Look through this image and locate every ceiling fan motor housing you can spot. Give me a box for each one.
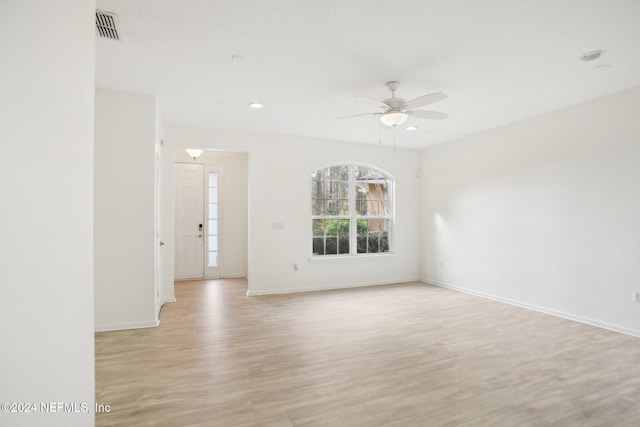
[384,81,406,111]
[383,98,406,111]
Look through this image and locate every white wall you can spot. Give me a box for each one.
[421,87,640,336]
[174,150,249,278]
[95,89,158,331]
[0,1,96,426]
[164,126,422,296]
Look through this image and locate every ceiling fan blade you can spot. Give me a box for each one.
[356,96,388,109]
[336,112,381,119]
[404,92,447,109]
[408,110,448,120]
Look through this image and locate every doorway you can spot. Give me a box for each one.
[172,150,248,282]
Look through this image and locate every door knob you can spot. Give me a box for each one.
[159,241,165,246]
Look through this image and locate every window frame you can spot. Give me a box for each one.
[311,162,394,257]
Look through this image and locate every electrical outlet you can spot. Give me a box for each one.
[633,291,640,304]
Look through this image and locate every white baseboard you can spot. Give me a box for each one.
[164,295,176,303]
[421,278,640,338]
[222,274,247,279]
[246,277,420,296]
[95,319,160,333]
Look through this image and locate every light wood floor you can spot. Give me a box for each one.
[96,279,640,426]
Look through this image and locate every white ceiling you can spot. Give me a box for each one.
[95,0,640,149]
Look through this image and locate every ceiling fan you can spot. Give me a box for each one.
[339,81,448,127]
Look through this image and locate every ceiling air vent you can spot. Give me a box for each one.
[96,10,119,40]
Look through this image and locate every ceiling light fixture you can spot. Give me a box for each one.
[406,125,417,131]
[580,50,605,62]
[380,111,408,127]
[249,102,263,109]
[185,148,204,160]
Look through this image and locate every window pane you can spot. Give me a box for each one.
[312,237,325,255]
[338,236,349,254]
[208,251,218,267]
[209,203,217,219]
[208,236,218,251]
[378,200,389,216]
[337,182,349,199]
[369,218,388,233]
[330,165,349,181]
[311,168,349,217]
[311,181,322,199]
[380,233,389,253]
[355,180,389,216]
[354,165,383,180]
[311,219,349,256]
[312,219,325,236]
[325,237,337,255]
[208,173,218,187]
[311,168,328,215]
[311,199,324,216]
[208,188,218,203]
[368,233,380,253]
[326,199,338,215]
[338,199,349,215]
[357,219,368,236]
[324,219,349,236]
[337,219,350,236]
[357,219,390,254]
[354,167,390,215]
[208,219,218,233]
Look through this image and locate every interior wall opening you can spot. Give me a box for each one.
[172,148,249,284]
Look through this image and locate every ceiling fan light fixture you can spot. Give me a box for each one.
[185,148,204,159]
[380,112,408,127]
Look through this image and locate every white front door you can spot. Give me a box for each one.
[174,163,204,280]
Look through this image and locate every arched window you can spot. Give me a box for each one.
[311,163,393,256]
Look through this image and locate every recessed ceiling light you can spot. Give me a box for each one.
[406,125,417,131]
[249,102,263,109]
[580,50,605,62]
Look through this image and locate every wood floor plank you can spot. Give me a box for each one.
[96,279,640,426]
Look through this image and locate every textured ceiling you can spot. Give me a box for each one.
[95,0,640,149]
